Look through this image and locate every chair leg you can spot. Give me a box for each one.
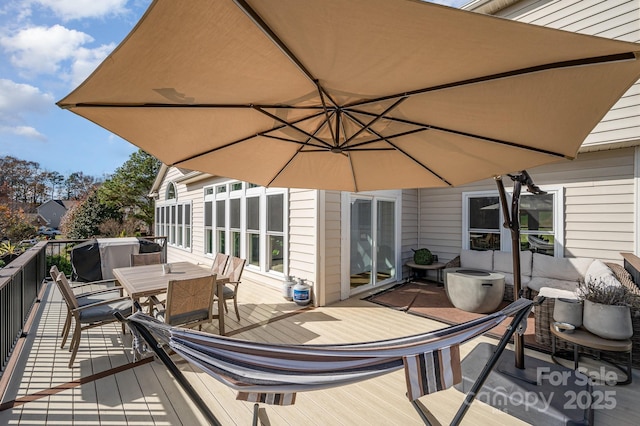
[61,312,71,338]
[61,317,75,349]
[233,298,240,321]
[223,301,228,314]
[68,326,82,368]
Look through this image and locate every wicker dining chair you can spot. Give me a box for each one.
[152,275,217,330]
[211,253,230,276]
[131,252,163,266]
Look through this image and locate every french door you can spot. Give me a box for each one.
[343,192,399,296]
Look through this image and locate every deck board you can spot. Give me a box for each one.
[2,277,640,425]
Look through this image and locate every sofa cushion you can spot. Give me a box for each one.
[501,273,531,287]
[527,277,581,293]
[460,249,493,271]
[531,253,593,282]
[493,250,533,277]
[538,286,579,300]
[584,259,621,288]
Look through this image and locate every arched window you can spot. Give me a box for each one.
[166,182,177,200]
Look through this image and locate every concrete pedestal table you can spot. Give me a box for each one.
[444,268,505,313]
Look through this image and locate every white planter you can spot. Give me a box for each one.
[582,300,633,340]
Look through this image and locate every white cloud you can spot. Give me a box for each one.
[0,24,115,83]
[34,0,129,21]
[0,124,47,140]
[1,24,93,75]
[0,79,53,140]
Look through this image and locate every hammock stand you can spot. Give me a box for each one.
[115,297,535,425]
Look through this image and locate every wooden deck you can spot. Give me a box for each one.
[1,278,639,425]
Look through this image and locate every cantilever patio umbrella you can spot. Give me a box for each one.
[57,0,640,193]
[58,0,640,374]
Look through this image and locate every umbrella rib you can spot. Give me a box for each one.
[253,106,333,149]
[350,109,568,159]
[342,97,407,148]
[341,111,451,185]
[232,0,336,108]
[266,113,337,187]
[173,110,329,165]
[343,52,639,109]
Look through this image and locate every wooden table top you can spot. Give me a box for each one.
[550,324,632,352]
[113,261,221,299]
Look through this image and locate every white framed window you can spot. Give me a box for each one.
[203,181,287,276]
[155,181,192,250]
[462,186,564,256]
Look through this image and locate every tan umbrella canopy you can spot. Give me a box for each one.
[58,0,640,192]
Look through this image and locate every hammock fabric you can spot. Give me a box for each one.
[127,298,533,406]
[128,299,532,405]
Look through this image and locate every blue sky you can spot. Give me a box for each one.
[0,0,468,179]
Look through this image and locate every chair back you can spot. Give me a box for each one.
[211,253,230,276]
[50,265,61,281]
[54,271,80,310]
[131,252,163,266]
[226,257,246,283]
[164,275,216,327]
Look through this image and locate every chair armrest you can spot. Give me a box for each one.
[70,279,117,290]
[77,287,125,297]
[71,296,130,313]
[148,295,165,310]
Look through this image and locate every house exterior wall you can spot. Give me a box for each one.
[491,0,640,149]
[36,201,67,228]
[156,168,320,298]
[418,148,637,264]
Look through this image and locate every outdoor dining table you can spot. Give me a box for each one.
[112,261,228,335]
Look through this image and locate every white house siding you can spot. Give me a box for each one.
[401,189,419,279]
[321,191,343,305]
[287,188,318,297]
[495,0,640,149]
[418,148,636,264]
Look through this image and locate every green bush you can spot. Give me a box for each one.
[47,255,73,277]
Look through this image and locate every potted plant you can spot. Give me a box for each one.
[578,278,637,340]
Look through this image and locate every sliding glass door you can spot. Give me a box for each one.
[347,193,398,294]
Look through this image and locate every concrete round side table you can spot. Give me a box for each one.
[444,268,505,313]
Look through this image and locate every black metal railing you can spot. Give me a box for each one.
[0,241,47,375]
[0,236,167,377]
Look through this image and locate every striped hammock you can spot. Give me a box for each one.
[127,298,533,405]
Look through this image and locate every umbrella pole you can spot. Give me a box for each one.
[495,176,524,368]
[495,171,547,369]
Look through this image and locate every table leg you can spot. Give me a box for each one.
[217,281,225,336]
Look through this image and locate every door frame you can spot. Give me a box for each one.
[340,190,401,299]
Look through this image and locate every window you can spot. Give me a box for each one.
[247,197,260,267]
[203,181,287,275]
[216,199,226,252]
[230,198,241,257]
[467,195,501,251]
[154,203,192,250]
[166,182,177,200]
[462,188,563,256]
[267,193,284,273]
[204,201,213,254]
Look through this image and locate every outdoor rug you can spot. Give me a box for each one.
[365,281,544,351]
